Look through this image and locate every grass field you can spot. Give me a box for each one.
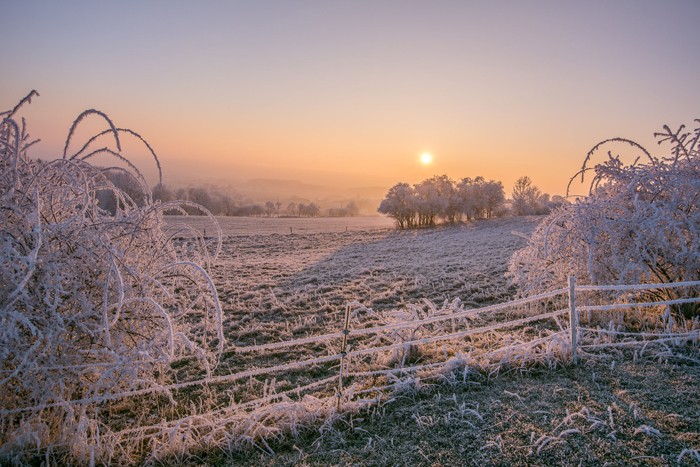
[161,215,700,466]
[224,359,700,466]
[203,215,541,338]
[6,215,696,465]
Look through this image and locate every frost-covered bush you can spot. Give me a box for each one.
[0,92,224,461]
[508,120,700,318]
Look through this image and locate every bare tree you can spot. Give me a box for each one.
[264,201,275,217]
[511,176,542,215]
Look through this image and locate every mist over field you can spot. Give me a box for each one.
[225,178,387,215]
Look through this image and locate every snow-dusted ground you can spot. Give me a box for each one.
[190,216,542,346]
[82,215,700,463]
[160,215,547,420]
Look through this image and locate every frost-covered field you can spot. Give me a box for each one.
[185,216,541,345]
[152,215,556,436]
[158,215,544,420]
[163,215,700,466]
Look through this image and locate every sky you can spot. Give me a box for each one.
[2,0,700,199]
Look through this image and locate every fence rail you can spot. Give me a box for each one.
[3,276,699,456]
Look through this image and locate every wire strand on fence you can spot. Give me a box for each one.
[0,353,342,416]
[348,362,447,378]
[346,309,568,359]
[579,333,699,350]
[577,297,700,313]
[579,328,700,339]
[348,288,568,338]
[576,280,700,292]
[233,330,344,354]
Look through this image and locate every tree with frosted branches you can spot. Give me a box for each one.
[414,175,451,226]
[511,176,544,216]
[378,182,416,228]
[379,175,507,228]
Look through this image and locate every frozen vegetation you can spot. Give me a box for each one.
[0,93,225,463]
[378,174,565,229]
[509,120,700,319]
[2,93,699,465]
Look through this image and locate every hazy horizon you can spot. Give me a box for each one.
[3,1,700,198]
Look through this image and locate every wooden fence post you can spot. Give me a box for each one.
[337,304,351,411]
[568,275,578,365]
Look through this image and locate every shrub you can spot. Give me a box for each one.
[0,91,224,462]
[508,120,700,318]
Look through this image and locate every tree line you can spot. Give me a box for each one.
[378,175,566,229]
[97,172,359,218]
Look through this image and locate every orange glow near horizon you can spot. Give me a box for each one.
[2,2,700,201]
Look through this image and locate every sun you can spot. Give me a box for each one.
[420,152,433,165]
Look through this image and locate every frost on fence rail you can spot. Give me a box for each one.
[577,297,700,313]
[578,326,700,351]
[348,288,568,336]
[574,285,700,338]
[225,288,569,359]
[335,292,574,408]
[0,353,342,416]
[345,310,568,358]
[575,280,700,292]
[570,279,700,356]
[579,334,699,350]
